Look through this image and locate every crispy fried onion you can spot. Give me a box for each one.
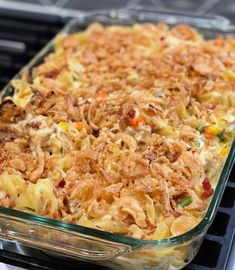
[0,22,233,240]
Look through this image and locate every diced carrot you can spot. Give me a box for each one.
[203,125,220,140]
[130,115,145,128]
[204,130,216,140]
[75,122,86,131]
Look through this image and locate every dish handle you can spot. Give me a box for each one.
[0,212,131,261]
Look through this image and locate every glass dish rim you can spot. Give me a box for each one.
[0,9,235,249]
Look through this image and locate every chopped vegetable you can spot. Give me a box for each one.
[178,197,192,208]
[204,131,215,140]
[202,178,214,199]
[192,140,200,148]
[202,178,211,190]
[197,125,205,134]
[58,121,69,132]
[203,124,223,140]
[203,124,221,140]
[218,146,229,156]
[206,124,220,134]
[202,188,214,199]
[130,115,145,128]
[216,131,224,141]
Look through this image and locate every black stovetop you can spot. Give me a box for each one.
[0,1,235,270]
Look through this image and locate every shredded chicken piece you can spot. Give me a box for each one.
[117,196,147,228]
[29,143,45,182]
[30,133,52,182]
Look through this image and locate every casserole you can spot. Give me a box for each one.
[0,10,235,270]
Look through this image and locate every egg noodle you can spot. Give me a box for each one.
[0,23,234,240]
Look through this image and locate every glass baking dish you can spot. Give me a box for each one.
[0,10,235,270]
